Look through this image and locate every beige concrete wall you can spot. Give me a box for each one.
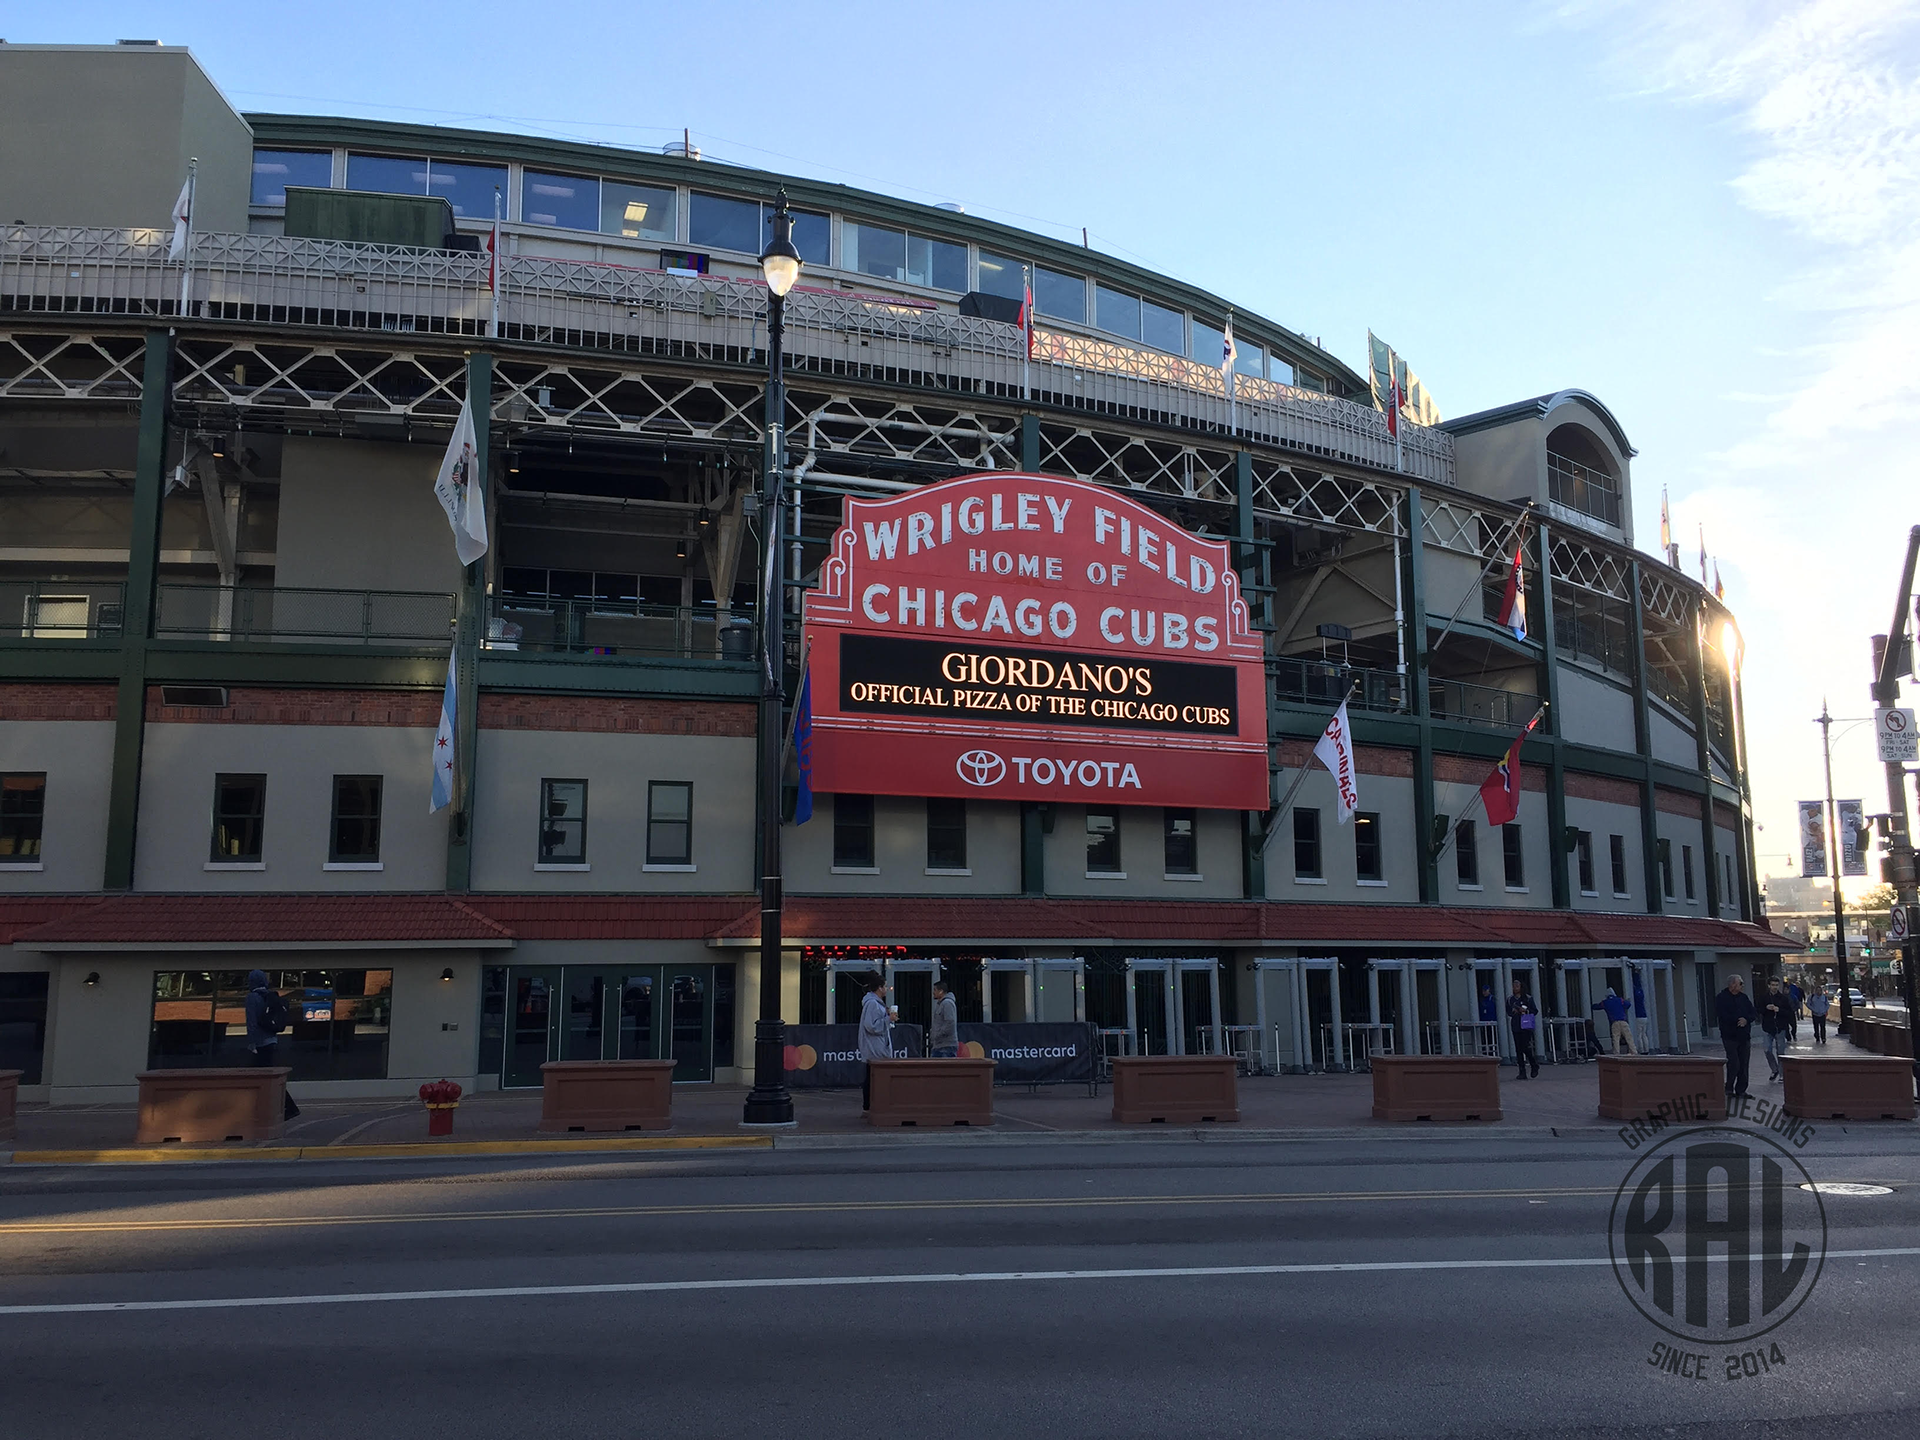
[0,46,251,231]
[1263,773,1417,902]
[1650,702,1698,768]
[385,955,483,1084]
[1436,787,1552,908]
[1556,666,1638,753]
[1048,805,1242,898]
[470,730,755,892]
[1449,416,1543,511]
[1565,797,1645,911]
[786,794,1023,895]
[134,722,449,890]
[275,437,464,596]
[43,958,153,1101]
[0,719,114,892]
[1655,809,1709,911]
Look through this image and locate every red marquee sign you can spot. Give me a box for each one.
[802,472,1268,810]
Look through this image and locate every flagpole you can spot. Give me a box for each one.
[1225,309,1237,438]
[1021,263,1032,404]
[1428,504,1535,658]
[1429,702,1549,865]
[1258,679,1362,855]
[490,187,502,340]
[177,157,197,317]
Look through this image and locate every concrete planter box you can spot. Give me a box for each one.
[1110,1056,1239,1124]
[1782,1056,1917,1121]
[538,1060,677,1132]
[1889,1026,1915,1060]
[1596,1056,1726,1122]
[1371,1056,1502,1122]
[866,1058,995,1126]
[135,1067,290,1144]
[0,1069,19,1143]
[1851,1019,1882,1054]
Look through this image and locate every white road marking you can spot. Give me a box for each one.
[3,1248,1918,1317]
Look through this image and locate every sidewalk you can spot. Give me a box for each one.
[15,1036,1887,1161]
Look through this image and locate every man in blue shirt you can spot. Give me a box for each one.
[1592,989,1636,1055]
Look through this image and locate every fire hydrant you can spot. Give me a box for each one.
[420,1079,462,1136]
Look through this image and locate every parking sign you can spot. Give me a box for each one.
[1877,707,1917,762]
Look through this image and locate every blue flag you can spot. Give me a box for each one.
[793,668,813,825]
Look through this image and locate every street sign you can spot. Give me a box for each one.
[1877,707,1917,762]
[1889,904,1911,945]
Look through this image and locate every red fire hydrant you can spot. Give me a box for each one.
[420,1079,463,1137]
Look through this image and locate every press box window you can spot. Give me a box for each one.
[329,776,382,864]
[927,797,967,870]
[210,774,266,863]
[250,149,331,206]
[602,181,676,242]
[1164,809,1197,875]
[1502,823,1525,888]
[647,782,692,866]
[1576,830,1596,894]
[844,221,967,291]
[834,794,875,869]
[1293,808,1321,879]
[1087,810,1122,873]
[1355,812,1382,882]
[540,779,587,864]
[521,170,599,231]
[1455,820,1478,886]
[1033,265,1085,323]
[0,773,46,863]
[1610,834,1629,895]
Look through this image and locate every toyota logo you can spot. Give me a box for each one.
[955,750,1007,787]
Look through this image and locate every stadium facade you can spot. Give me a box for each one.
[0,43,1788,1102]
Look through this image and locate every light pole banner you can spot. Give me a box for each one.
[1798,801,1827,878]
[802,472,1269,809]
[1838,798,1868,878]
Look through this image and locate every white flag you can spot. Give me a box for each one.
[1222,315,1237,390]
[168,178,192,261]
[430,650,458,814]
[1312,699,1359,823]
[433,396,489,566]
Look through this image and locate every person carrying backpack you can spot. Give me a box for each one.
[244,969,300,1119]
[1807,985,1831,1044]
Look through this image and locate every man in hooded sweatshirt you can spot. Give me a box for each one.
[244,969,300,1119]
[858,974,893,1113]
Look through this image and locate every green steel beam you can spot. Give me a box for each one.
[445,353,489,893]
[1533,522,1571,909]
[1627,559,1662,914]
[1687,598,1721,918]
[1021,803,1045,896]
[102,330,172,892]
[1019,413,1040,472]
[1404,487,1438,903]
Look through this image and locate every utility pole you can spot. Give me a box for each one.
[1869,525,1920,1087]
[1818,702,1852,1036]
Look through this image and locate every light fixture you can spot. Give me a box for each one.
[624,200,649,224]
[440,967,455,983]
[84,971,100,987]
[759,190,803,298]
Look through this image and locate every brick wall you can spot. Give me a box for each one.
[1432,752,1547,791]
[1565,771,1642,807]
[1271,739,1412,778]
[144,687,440,726]
[1655,786,1704,818]
[1,683,116,722]
[479,694,755,737]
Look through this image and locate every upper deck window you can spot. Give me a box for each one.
[844,221,965,291]
[977,250,1023,300]
[346,154,507,218]
[1033,265,1085,323]
[1095,284,1141,342]
[1142,298,1185,356]
[687,193,826,263]
[523,171,600,231]
[251,150,331,207]
[1545,424,1622,528]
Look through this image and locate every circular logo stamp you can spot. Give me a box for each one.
[955,749,1007,787]
[1609,1125,1827,1345]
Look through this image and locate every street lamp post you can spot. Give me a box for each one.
[742,192,803,1127]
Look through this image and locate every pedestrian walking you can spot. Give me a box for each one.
[858,973,892,1112]
[1808,986,1831,1044]
[1760,980,1791,1082]
[929,978,959,1059]
[1785,979,1804,1043]
[1715,974,1757,1097]
[1506,980,1541,1079]
[243,968,300,1120]
[1592,989,1636,1055]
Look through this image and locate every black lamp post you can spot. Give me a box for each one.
[742,192,802,1127]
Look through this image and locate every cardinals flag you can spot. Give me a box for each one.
[1495,536,1526,641]
[1478,708,1543,828]
[1312,699,1359,823]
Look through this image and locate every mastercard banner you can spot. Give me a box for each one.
[802,472,1269,810]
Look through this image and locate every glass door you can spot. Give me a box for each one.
[668,970,713,1082]
[561,969,615,1061]
[505,967,562,1088]
[619,972,658,1059]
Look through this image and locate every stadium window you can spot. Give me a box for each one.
[210,774,266,863]
[601,181,677,242]
[1033,265,1085,323]
[927,797,967,871]
[1610,834,1629,896]
[1576,830,1596,894]
[328,776,383,865]
[0,773,47,864]
[689,192,760,253]
[1724,854,1736,909]
[844,221,908,282]
[1683,844,1696,901]
[1502,823,1525,889]
[1087,810,1122,874]
[344,154,505,219]
[1095,284,1142,341]
[1142,298,1185,355]
[1455,819,1479,887]
[1293,808,1321,880]
[1658,838,1674,899]
[1192,318,1227,368]
[834,794,875,869]
[1270,356,1296,385]
[522,171,599,231]
[647,781,692,866]
[905,233,968,291]
[1355,812,1382,882]
[539,779,587,865]
[1234,340,1265,379]
[250,149,331,206]
[976,250,1025,300]
[767,204,830,266]
[1163,809,1197,876]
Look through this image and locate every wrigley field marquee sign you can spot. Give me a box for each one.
[803,473,1268,809]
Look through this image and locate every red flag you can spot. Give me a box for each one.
[1495,536,1527,641]
[1019,278,1033,358]
[1385,369,1402,438]
[1478,709,1543,828]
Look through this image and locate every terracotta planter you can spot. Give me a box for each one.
[539,1060,677,1132]
[1596,1056,1726,1123]
[1370,1055,1501,1122]
[135,1068,290,1144]
[866,1058,996,1126]
[0,1069,19,1143]
[1110,1056,1239,1124]
[1850,1019,1881,1054]
[1887,1025,1915,1060]
[1781,1056,1917,1121]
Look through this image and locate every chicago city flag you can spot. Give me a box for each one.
[1495,536,1527,641]
[430,650,458,813]
[1312,699,1359,823]
[433,395,490,566]
[1478,708,1544,828]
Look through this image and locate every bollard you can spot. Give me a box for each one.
[420,1078,463,1137]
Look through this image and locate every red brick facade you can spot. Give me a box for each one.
[144,687,441,726]
[478,694,755,737]
[1564,772,1641,807]
[1432,753,1547,792]
[1271,739,1412,778]
[0,683,116,722]
[1655,786,1704,818]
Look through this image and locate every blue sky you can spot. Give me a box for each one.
[18,0,1919,893]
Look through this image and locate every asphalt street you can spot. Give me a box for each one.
[1,1127,1917,1440]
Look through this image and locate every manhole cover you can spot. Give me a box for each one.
[1799,1182,1894,1196]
